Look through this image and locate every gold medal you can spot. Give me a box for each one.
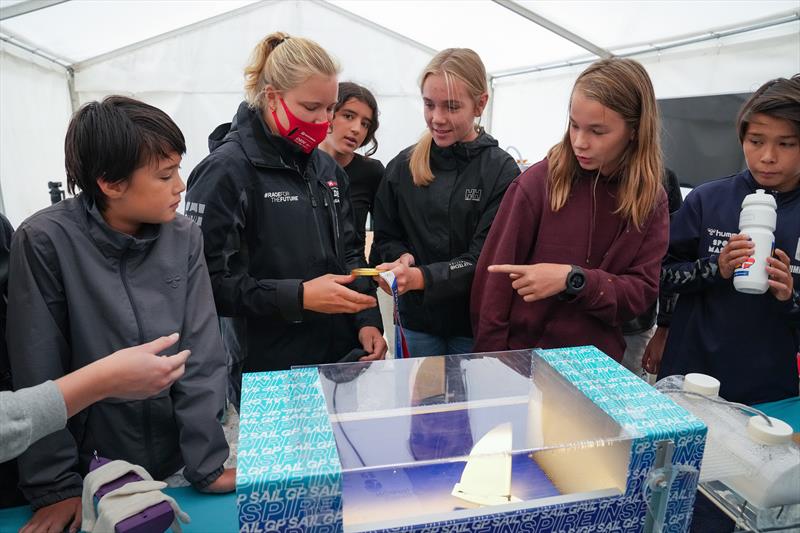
[351,268,385,277]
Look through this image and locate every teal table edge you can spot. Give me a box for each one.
[0,486,237,532]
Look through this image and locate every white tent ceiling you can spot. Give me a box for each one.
[0,0,798,226]
[1,0,797,73]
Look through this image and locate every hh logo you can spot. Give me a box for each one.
[465,189,482,201]
[185,202,205,227]
[165,275,181,289]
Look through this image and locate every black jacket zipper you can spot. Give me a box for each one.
[321,183,342,261]
[301,169,329,267]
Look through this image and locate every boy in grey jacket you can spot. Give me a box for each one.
[7,96,234,532]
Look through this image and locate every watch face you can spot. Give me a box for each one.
[570,272,585,290]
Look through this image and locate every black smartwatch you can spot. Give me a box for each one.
[559,265,586,301]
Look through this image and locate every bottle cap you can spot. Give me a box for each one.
[683,373,721,396]
[741,189,777,209]
[747,416,793,445]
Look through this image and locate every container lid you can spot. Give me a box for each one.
[741,189,777,209]
[747,415,793,445]
[683,373,721,396]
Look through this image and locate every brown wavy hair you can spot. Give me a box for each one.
[335,82,380,157]
[547,58,662,230]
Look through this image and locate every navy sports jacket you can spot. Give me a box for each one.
[658,170,800,404]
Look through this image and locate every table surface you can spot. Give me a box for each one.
[0,487,237,533]
[1,397,796,532]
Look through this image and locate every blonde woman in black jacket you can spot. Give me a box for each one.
[371,48,519,356]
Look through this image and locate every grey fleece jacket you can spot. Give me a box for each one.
[7,196,229,509]
[0,381,66,463]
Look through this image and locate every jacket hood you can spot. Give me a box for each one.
[208,101,310,170]
[429,129,500,170]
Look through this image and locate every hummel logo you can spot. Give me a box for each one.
[165,276,181,289]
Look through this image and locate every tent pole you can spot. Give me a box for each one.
[492,10,799,80]
[66,66,79,113]
[0,32,71,69]
[0,0,68,22]
[491,0,612,59]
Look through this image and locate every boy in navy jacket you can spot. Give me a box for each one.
[654,75,800,405]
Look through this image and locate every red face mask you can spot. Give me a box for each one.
[271,97,329,153]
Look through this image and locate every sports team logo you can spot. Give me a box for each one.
[740,257,755,269]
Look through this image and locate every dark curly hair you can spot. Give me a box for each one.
[334,82,380,157]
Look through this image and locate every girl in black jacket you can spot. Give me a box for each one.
[371,48,519,356]
[320,82,384,260]
[186,32,385,404]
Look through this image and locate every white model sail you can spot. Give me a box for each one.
[452,422,521,506]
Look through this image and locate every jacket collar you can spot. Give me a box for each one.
[213,101,311,172]
[429,129,498,170]
[82,195,160,258]
[741,169,800,206]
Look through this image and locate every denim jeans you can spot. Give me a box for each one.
[403,329,473,357]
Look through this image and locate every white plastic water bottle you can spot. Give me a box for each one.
[733,189,777,294]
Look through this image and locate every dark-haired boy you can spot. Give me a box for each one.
[654,76,800,407]
[7,96,234,532]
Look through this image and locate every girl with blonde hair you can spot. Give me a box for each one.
[371,48,519,356]
[471,58,669,361]
[186,32,385,405]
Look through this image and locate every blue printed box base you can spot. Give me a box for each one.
[237,347,706,532]
[238,369,343,532]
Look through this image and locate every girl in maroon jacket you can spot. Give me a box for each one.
[471,58,669,362]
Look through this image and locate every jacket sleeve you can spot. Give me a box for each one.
[1,213,14,390]
[0,381,67,463]
[655,169,685,327]
[186,154,304,323]
[334,165,382,332]
[660,189,724,295]
[775,289,800,326]
[370,158,414,265]
[7,225,83,509]
[171,225,229,489]
[571,191,670,326]
[471,180,538,352]
[419,157,520,306]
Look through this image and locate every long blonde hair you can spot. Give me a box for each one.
[547,58,662,229]
[244,31,339,110]
[410,48,488,186]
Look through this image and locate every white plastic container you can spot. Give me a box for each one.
[733,189,777,294]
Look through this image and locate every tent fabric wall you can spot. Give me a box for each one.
[1,0,798,226]
[72,0,435,181]
[0,44,73,227]
[490,23,800,166]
